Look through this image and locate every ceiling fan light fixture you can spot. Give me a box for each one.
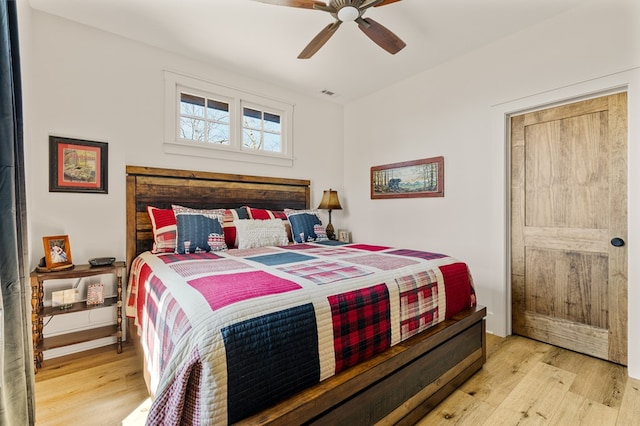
[337,6,359,22]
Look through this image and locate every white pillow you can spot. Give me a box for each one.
[234,219,289,249]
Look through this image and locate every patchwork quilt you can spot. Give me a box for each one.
[126,241,477,425]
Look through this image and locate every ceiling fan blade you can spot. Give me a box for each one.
[360,0,384,9]
[298,21,342,59]
[251,0,324,9]
[357,17,406,54]
[374,0,403,6]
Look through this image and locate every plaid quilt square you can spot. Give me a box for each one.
[302,247,354,257]
[328,284,391,373]
[440,262,474,318]
[343,254,419,270]
[386,248,448,261]
[157,252,223,264]
[396,271,439,340]
[188,271,302,311]
[170,259,249,277]
[278,260,373,285]
[147,347,201,426]
[157,297,192,370]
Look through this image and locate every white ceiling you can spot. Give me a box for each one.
[28,0,584,104]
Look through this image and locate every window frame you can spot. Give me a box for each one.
[164,70,294,166]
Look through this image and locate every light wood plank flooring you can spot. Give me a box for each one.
[35,334,640,425]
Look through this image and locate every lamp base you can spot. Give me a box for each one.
[326,223,336,240]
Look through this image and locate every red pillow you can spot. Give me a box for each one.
[147,206,176,253]
[221,209,244,248]
[246,207,287,220]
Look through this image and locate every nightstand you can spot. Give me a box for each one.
[30,261,125,373]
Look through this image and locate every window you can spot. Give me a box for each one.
[180,94,230,145]
[242,105,282,152]
[165,70,294,166]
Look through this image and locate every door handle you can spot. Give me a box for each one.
[611,237,625,247]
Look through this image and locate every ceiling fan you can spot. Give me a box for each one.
[252,0,406,59]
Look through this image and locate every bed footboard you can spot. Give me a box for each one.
[238,305,486,425]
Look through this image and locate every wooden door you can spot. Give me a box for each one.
[511,92,628,365]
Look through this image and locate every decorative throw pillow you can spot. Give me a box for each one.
[221,207,249,249]
[284,209,323,243]
[147,206,177,253]
[246,206,292,242]
[246,207,288,220]
[234,219,289,249]
[172,205,227,254]
[313,224,328,241]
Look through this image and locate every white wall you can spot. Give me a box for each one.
[343,0,640,376]
[21,11,344,268]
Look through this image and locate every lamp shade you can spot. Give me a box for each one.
[317,189,342,211]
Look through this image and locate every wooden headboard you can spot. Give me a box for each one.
[125,165,311,269]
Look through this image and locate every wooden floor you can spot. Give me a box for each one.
[35,334,640,425]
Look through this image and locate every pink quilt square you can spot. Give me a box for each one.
[188,271,302,311]
[347,244,390,252]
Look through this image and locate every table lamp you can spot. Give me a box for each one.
[317,188,342,240]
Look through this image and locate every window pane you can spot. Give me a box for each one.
[263,114,281,133]
[243,128,262,149]
[180,93,205,117]
[207,99,229,123]
[263,132,282,152]
[264,112,280,123]
[243,107,262,130]
[208,124,230,144]
[180,117,205,141]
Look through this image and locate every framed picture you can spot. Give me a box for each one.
[337,229,351,243]
[371,156,444,199]
[42,235,73,269]
[49,136,108,193]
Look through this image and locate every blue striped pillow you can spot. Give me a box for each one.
[285,210,322,243]
[175,213,226,253]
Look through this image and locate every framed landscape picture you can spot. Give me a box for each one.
[49,136,108,193]
[371,156,444,199]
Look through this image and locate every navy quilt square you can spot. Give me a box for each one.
[222,303,320,423]
[248,251,315,266]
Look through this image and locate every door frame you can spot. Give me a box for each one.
[489,69,640,377]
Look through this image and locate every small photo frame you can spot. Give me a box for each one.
[42,235,73,269]
[337,229,351,243]
[86,283,105,305]
[49,135,108,194]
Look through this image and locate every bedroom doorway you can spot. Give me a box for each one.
[510,92,628,365]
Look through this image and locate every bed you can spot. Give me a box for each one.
[125,165,486,425]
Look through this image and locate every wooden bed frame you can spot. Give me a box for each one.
[125,165,486,425]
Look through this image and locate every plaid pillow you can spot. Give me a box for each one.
[221,207,248,249]
[147,206,177,253]
[246,207,288,220]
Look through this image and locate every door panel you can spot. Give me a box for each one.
[511,92,627,365]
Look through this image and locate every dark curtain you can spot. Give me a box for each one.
[0,1,35,424]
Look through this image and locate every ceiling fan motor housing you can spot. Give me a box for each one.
[331,0,362,22]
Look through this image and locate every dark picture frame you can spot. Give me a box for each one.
[371,156,444,199]
[42,235,73,269]
[49,136,108,193]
